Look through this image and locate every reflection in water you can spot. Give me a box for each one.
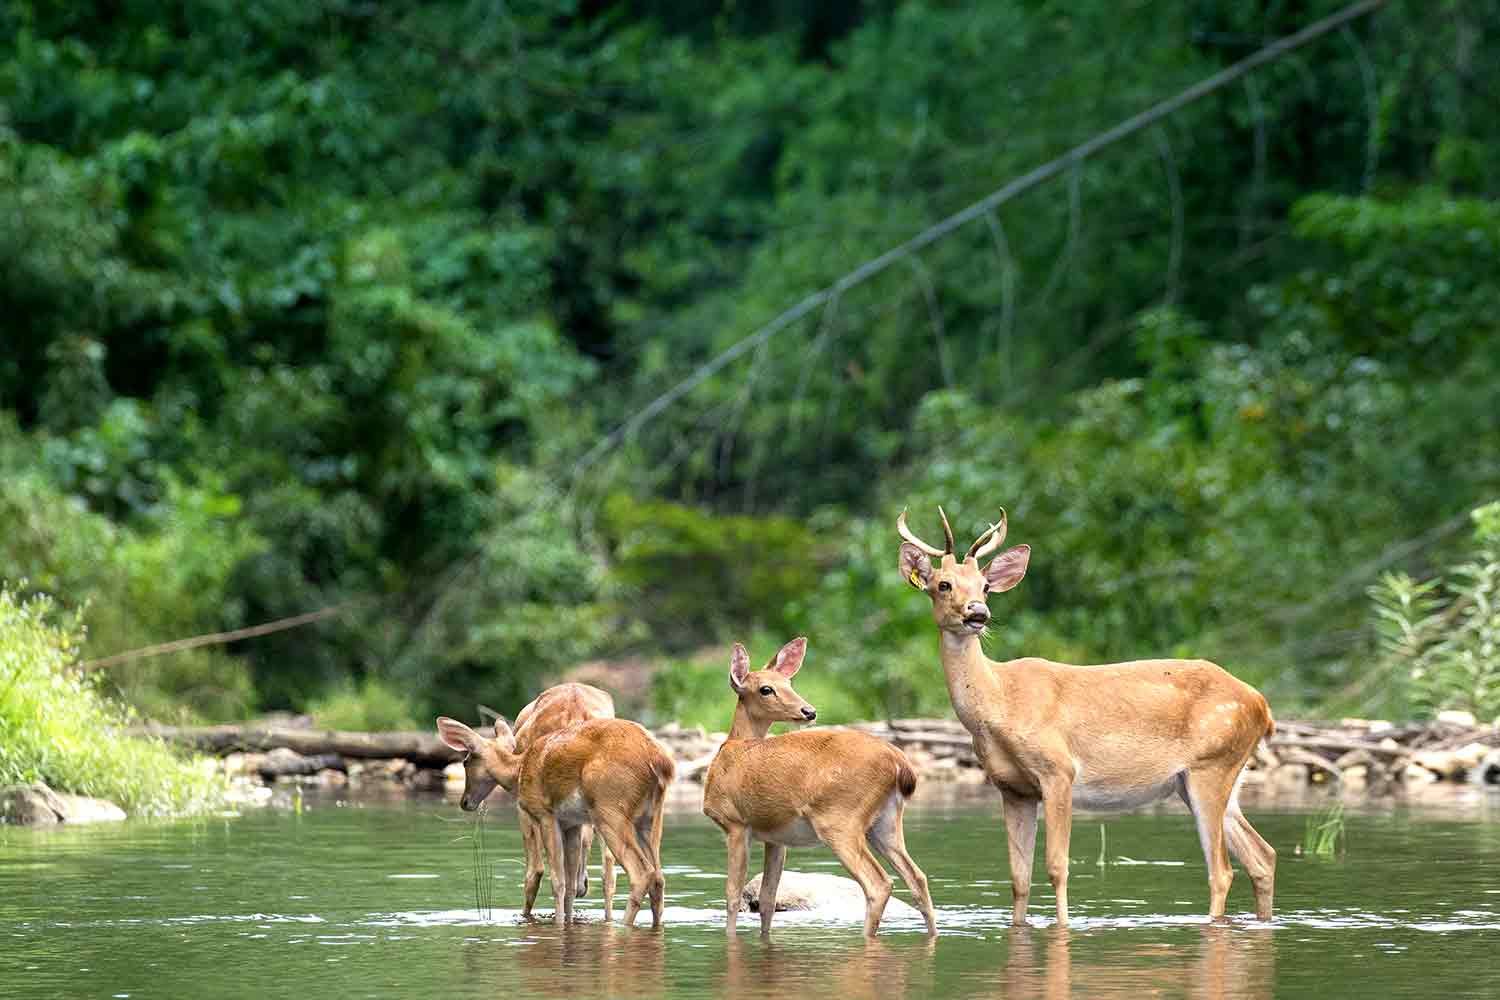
[722,934,937,999]
[995,924,1275,1000]
[464,924,666,999]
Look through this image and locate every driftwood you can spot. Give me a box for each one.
[130,723,490,768]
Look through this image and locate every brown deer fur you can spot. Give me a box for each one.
[898,507,1277,927]
[439,682,616,919]
[438,714,674,927]
[702,637,937,937]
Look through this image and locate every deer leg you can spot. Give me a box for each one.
[577,823,593,898]
[999,789,1039,927]
[561,823,583,924]
[823,831,893,937]
[600,840,617,923]
[1038,779,1075,927]
[1224,799,1276,920]
[758,843,786,937]
[868,796,936,936]
[634,803,666,929]
[542,814,569,926]
[1181,770,1235,920]
[519,812,545,920]
[592,809,655,928]
[723,824,751,935]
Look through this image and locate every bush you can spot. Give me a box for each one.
[306,677,422,732]
[1369,501,1500,722]
[0,588,224,817]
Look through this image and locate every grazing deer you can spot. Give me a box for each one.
[437,714,674,927]
[702,637,937,938]
[441,683,617,919]
[897,507,1277,927]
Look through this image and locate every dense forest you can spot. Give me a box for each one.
[2,0,1497,732]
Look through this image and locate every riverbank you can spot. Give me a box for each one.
[132,713,1500,804]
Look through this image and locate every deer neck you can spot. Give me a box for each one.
[938,630,1004,733]
[483,743,525,792]
[728,700,771,742]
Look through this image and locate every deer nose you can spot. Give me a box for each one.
[801,707,817,721]
[964,602,990,621]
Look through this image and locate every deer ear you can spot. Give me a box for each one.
[490,718,516,752]
[899,543,933,589]
[729,643,751,692]
[771,636,806,678]
[984,544,1031,593]
[436,716,482,753]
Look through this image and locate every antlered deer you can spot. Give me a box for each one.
[702,637,937,937]
[441,683,617,919]
[898,507,1277,927]
[437,714,674,927]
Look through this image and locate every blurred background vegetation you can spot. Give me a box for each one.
[2,0,1497,733]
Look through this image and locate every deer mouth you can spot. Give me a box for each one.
[961,613,990,632]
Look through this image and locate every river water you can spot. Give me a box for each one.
[3,785,1498,998]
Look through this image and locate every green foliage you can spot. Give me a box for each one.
[0,588,223,816]
[602,496,826,650]
[1370,503,1500,722]
[2,1,1499,729]
[306,677,422,733]
[0,418,260,721]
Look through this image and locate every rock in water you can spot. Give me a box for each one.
[741,870,920,918]
[0,782,127,825]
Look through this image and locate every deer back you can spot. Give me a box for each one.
[512,682,616,753]
[705,730,914,832]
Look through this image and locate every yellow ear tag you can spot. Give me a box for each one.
[908,569,923,588]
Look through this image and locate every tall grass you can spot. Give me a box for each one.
[0,587,224,817]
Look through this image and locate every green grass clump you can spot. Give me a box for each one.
[1302,802,1347,858]
[0,587,224,818]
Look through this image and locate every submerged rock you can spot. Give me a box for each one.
[0,782,126,825]
[741,870,920,918]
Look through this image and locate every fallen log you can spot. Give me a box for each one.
[130,723,483,768]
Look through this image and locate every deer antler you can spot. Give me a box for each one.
[937,506,956,556]
[966,507,1008,562]
[897,508,950,557]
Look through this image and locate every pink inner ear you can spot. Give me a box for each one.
[436,717,477,753]
[773,637,807,677]
[984,544,1031,592]
[729,643,751,687]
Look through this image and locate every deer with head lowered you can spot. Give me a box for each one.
[898,507,1277,927]
[440,683,617,920]
[437,712,674,927]
[702,637,937,937]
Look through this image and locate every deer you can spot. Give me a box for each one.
[436,713,674,928]
[441,682,617,920]
[702,637,938,938]
[897,506,1277,928]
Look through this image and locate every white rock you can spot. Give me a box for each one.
[741,871,920,918]
[1437,709,1478,727]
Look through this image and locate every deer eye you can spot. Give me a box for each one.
[937,581,952,592]
[758,685,774,696]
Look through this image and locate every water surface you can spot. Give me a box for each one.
[3,786,1498,998]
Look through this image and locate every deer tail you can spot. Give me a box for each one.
[896,757,918,799]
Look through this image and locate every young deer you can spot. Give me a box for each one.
[898,507,1277,927]
[436,715,674,927]
[702,637,937,938]
[441,682,617,919]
